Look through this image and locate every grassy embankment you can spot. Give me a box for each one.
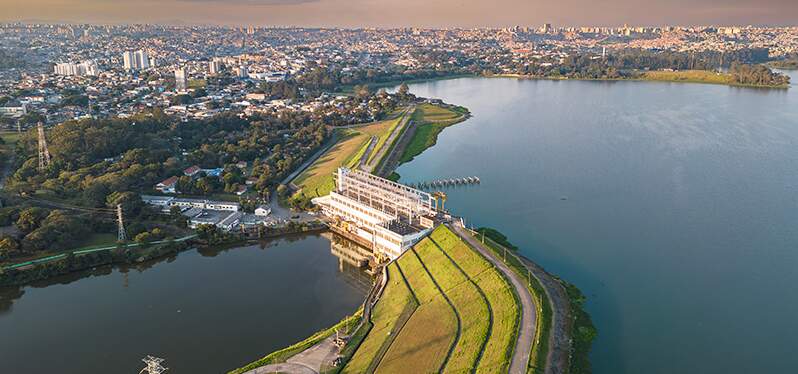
[289,115,401,205]
[476,227,596,374]
[399,104,468,164]
[228,225,522,374]
[343,225,519,373]
[388,104,469,181]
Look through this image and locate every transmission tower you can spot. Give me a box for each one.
[117,204,126,242]
[139,355,168,374]
[37,122,51,170]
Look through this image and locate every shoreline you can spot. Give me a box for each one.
[490,72,791,89]
[0,223,328,287]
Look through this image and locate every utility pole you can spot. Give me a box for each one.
[37,122,51,170]
[139,355,168,374]
[117,204,126,242]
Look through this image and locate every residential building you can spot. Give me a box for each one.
[255,205,271,217]
[175,67,188,92]
[155,176,178,194]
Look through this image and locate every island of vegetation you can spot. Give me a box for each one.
[493,48,791,88]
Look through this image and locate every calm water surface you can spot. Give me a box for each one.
[0,234,368,373]
[396,73,798,373]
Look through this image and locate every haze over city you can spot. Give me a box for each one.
[3,0,798,27]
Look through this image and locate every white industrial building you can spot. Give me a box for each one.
[313,168,437,260]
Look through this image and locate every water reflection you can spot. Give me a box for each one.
[0,231,378,374]
[325,232,377,294]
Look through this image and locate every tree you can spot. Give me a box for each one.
[354,84,371,100]
[397,83,410,100]
[16,207,46,234]
[0,235,20,259]
[276,184,288,197]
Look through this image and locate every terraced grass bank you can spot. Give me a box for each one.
[342,225,519,373]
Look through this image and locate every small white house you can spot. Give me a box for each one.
[255,205,271,217]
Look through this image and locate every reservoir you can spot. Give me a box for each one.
[395,72,798,373]
[0,234,369,373]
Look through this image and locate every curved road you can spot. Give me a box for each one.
[450,222,536,374]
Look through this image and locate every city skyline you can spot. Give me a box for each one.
[3,0,798,28]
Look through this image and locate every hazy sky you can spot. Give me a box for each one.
[3,0,797,27]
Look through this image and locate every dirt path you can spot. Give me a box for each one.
[519,256,572,374]
[449,222,535,374]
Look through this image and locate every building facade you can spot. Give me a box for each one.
[313,168,437,260]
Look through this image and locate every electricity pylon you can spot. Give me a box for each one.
[117,204,126,242]
[37,122,51,170]
[139,355,167,374]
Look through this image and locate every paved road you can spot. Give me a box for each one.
[450,222,536,374]
[364,106,414,174]
[244,362,316,374]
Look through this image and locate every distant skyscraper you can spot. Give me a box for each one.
[209,59,222,75]
[540,23,553,33]
[122,50,150,70]
[237,65,248,79]
[175,67,188,92]
[54,61,99,76]
[135,50,150,69]
[123,51,135,70]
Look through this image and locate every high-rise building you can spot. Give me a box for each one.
[237,65,249,79]
[135,50,150,69]
[55,61,99,76]
[209,59,222,75]
[175,67,188,92]
[122,50,150,70]
[123,51,135,70]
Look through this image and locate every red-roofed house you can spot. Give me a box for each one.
[155,176,179,194]
[235,185,248,196]
[184,165,201,178]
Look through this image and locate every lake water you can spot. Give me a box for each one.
[395,73,798,373]
[0,234,369,373]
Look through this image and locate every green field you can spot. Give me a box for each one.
[342,225,520,373]
[290,117,398,203]
[642,70,734,85]
[342,264,418,374]
[399,104,467,164]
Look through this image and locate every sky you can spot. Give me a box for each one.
[2,0,797,28]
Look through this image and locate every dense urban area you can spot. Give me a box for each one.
[1,22,797,374]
